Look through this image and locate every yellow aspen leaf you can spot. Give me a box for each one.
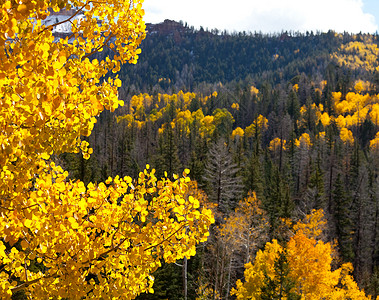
[40,153,50,160]
[17,4,27,13]
[24,219,32,228]
[20,240,28,250]
[4,1,11,10]
[114,78,122,87]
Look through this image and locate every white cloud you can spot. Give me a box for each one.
[142,0,378,33]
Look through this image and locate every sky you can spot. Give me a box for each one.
[143,0,379,34]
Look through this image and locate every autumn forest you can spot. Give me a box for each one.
[1,1,379,299]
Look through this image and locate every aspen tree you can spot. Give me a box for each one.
[0,2,214,298]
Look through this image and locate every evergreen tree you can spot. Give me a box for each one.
[260,250,301,300]
[264,152,293,240]
[154,124,181,178]
[243,153,265,201]
[305,154,325,211]
[61,152,101,185]
[333,174,354,262]
[287,89,300,135]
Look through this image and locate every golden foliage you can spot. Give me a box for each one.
[231,127,244,139]
[293,209,327,239]
[232,210,371,299]
[370,132,379,151]
[317,131,326,141]
[369,103,379,125]
[0,2,214,298]
[333,39,379,72]
[219,192,268,262]
[250,86,259,96]
[295,132,312,149]
[231,102,240,110]
[328,90,379,151]
[118,91,216,133]
[340,127,355,145]
[196,276,221,300]
[269,137,286,152]
[245,115,268,138]
[199,115,215,139]
[320,112,331,127]
[232,239,283,300]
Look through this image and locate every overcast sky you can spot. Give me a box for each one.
[143,0,379,34]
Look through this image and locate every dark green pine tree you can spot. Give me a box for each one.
[136,252,204,300]
[188,113,208,185]
[61,151,101,185]
[116,125,140,180]
[153,99,181,178]
[287,89,300,135]
[307,154,325,210]
[188,146,207,186]
[348,143,363,276]
[154,124,181,179]
[333,174,354,263]
[368,167,379,298]
[243,152,265,201]
[264,152,293,240]
[260,250,301,300]
[322,81,334,116]
[135,261,184,300]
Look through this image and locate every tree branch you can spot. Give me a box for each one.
[11,272,59,293]
[82,33,113,60]
[38,2,90,36]
[144,224,186,252]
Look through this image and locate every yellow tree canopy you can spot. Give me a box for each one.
[219,192,268,263]
[340,127,355,145]
[333,39,379,72]
[320,112,331,127]
[232,210,371,300]
[269,137,286,152]
[295,132,312,149]
[231,127,244,139]
[245,115,268,138]
[0,1,214,299]
[370,132,379,151]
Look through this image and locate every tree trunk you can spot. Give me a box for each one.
[183,256,188,300]
[328,159,334,214]
[213,243,220,300]
[225,253,233,300]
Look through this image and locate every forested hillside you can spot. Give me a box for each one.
[102,20,378,94]
[60,21,379,299]
[3,2,379,297]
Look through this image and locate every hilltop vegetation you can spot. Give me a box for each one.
[98,20,379,95]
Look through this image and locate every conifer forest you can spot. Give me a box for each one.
[2,1,379,299]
